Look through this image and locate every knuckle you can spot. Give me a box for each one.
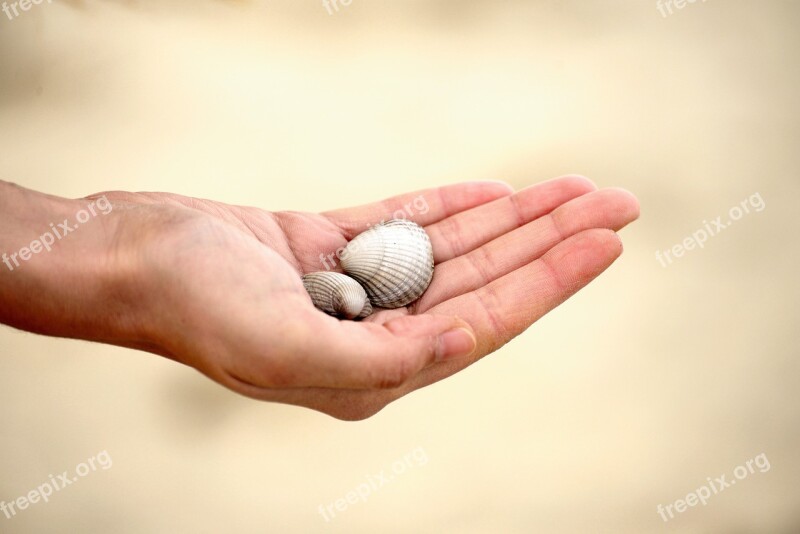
[440,217,466,256]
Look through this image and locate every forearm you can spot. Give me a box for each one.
[0,180,148,349]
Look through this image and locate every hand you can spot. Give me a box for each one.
[0,177,639,420]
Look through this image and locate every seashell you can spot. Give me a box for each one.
[340,219,434,308]
[302,272,373,320]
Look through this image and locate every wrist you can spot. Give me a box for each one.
[0,183,160,354]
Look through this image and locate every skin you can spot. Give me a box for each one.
[0,176,639,420]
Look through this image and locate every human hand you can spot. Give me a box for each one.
[0,177,639,419]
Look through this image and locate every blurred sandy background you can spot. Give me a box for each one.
[1,0,798,532]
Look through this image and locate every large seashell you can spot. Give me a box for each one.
[302,272,373,320]
[341,219,434,308]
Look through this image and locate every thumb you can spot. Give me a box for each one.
[277,314,477,390]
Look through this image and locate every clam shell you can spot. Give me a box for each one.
[302,272,373,320]
[341,219,434,308]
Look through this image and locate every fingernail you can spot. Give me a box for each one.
[436,328,477,362]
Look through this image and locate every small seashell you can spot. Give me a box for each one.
[302,272,373,320]
[341,219,434,308]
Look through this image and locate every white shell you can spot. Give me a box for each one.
[341,219,434,308]
[302,272,373,319]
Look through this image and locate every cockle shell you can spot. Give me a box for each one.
[302,272,373,320]
[340,219,434,308]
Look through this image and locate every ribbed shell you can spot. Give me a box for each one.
[302,272,373,320]
[340,219,434,308]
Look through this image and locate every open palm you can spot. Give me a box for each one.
[94,175,639,419]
